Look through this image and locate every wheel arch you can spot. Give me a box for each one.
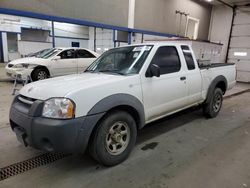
[31,65,50,80]
[205,75,227,104]
[87,94,145,130]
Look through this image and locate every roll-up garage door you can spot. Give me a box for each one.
[228,8,250,82]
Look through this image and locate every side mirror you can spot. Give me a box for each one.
[53,56,61,61]
[146,64,160,77]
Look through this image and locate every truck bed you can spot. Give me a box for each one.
[199,63,235,70]
[200,63,236,100]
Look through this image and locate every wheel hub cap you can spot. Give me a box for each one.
[37,71,47,80]
[213,93,222,112]
[112,133,122,142]
[105,121,130,155]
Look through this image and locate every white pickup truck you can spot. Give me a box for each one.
[9,42,236,166]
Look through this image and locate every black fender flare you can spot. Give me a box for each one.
[205,75,227,104]
[87,93,145,129]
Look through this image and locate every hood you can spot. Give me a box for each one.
[9,57,46,65]
[20,73,129,100]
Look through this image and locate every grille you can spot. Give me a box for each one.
[18,95,35,105]
[17,95,37,108]
[0,152,70,181]
[19,95,36,102]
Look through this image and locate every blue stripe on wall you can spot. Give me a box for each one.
[0,7,177,38]
[50,35,89,40]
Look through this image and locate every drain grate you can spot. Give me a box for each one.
[0,152,70,181]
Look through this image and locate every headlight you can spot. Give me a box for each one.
[13,64,25,68]
[13,63,29,68]
[22,63,29,68]
[42,98,75,119]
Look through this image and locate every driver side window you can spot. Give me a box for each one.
[150,46,181,75]
[59,49,75,59]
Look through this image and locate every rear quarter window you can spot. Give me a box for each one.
[181,45,195,70]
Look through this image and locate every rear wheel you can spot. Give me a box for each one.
[32,68,49,81]
[203,88,223,118]
[89,110,137,166]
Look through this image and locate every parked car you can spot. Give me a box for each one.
[5,47,98,81]
[9,42,236,166]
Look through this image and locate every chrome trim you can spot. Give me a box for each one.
[18,96,34,105]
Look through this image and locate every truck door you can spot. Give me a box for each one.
[141,46,189,122]
[180,45,203,104]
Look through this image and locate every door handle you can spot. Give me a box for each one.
[180,76,186,81]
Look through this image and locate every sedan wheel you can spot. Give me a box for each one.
[37,70,48,80]
[32,68,49,81]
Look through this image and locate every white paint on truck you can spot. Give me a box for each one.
[11,42,236,166]
[20,42,236,121]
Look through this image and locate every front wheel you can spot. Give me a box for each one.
[89,110,137,166]
[203,88,223,118]
[31,68,49,81]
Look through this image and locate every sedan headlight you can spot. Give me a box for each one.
[13,63,30,68]
[22,63,29,68]
[13,64,25,68]
[42,98,75,119]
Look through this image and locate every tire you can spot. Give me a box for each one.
[32,68,49,81]
[203,88,223,118]
[89,110,137,166]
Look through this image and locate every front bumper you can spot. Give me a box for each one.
[5,67,33,80]
[9,95,104,154]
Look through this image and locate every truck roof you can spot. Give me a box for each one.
[115,41,192,48]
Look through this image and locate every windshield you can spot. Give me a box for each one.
[86,45,153,75]
[34,48,50,56]
[36,48,62,59]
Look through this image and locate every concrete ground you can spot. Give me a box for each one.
[0,63,9,82]
[0,80,250,188]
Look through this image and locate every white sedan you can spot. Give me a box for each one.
[5,47,99,81]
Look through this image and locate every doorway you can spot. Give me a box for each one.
[7,33,19,61]
[185,16,199,40]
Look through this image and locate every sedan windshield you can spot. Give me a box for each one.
[86,45,153,75]
[37,48,62,59]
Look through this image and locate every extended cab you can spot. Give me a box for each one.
[9,43,236,166]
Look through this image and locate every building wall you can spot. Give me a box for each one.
[0,14,91,62]
[0,0,129,27]
[54,38,88,49]
[1,32,8,62]
[95,28,113,53]
[134,0,212,40]
[0,0,215,61]
[209,5,233,63]
[0,14,51,33]
[53,22,89,39]
[53,22,89,49]
[1,0,212,40]
[209,6,250,82]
